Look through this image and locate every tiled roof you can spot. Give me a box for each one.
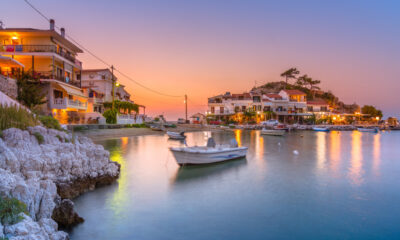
[284,89,306,95]
[231,93,251,100]
[307,99,329,105]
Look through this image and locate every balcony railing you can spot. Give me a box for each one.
[53,98,87,110]
[1,45,81,67]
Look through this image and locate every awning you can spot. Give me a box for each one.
[0,55,25,68]
[57,83,87,98]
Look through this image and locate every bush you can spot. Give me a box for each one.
[103,109,117,124]
[64,138,70,143]
[33,132,44,144]
[131,123,148,128]
[0,105,38,130]
[0,130,3,139]
[0,196,29,226]
[38,115,61,130]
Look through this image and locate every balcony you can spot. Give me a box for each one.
[52,98,87,110]
[1,45,81,68]
[88,97,104,104]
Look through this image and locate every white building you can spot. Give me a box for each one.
[208,89,313,123]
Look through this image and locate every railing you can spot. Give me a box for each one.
[88,97,104,104]
[53,98,87,109]
[1,45,80,67]
[68,99,87,108]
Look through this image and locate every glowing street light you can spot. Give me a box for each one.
[375,116,380,121]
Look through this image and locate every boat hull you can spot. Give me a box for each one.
[167,132,186,140]
[357,128,378,133]
[313,127,330,132]
[170,147,248,165]
[260,129,286,136]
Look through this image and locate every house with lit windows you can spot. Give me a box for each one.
[0,19,87,124]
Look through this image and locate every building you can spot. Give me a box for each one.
[0,55,22,99]
[207,89,312,123]
[0,19,87,124]
[306,98,330,118]
[190,113,206,124]
[81,68,133,114]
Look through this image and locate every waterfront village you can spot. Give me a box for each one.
[0,20,399,130]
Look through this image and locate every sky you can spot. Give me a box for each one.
[1,0,399,119]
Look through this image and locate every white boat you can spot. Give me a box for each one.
[150,125,163,131]
[170,138,248,166]
[313,127,330,132]
[167,131,186,140]
[260,129,286,136]
[357,127,379,133]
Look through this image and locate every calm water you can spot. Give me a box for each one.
[69,130,400,240]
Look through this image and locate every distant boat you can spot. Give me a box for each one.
[150,125,163,131]
[313,127,330,132]
[170,138,247,166]
[167,131,186,140]
[357,127,379,133]
[260,129,286,136]
[273,124,288,131]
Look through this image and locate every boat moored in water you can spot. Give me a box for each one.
[170,138,248,166]
[313,127,330,132]
[260,129,286,136]
[357,127,379,133]
[167,131,186,140]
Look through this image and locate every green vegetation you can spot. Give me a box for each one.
[38,115,62,130]
[72,126,87,131]
[0,196,29,226]
[131,123,148,128]
[0,130,3,139]
[33,132,44,144]
[361,105,383,118]
[103,100,139,114]
[64,138,70,143]
[103,109,118,124]
[0,105,38,131]
[16,71,47,109]
[280,68,300,86]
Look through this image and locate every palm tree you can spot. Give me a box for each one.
[280,68,300,88]
[296,74,308,87]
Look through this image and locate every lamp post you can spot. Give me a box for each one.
[111,65,115,111]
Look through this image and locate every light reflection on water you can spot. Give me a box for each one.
[69,130,400,240]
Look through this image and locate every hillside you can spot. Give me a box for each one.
[252,81,359,114]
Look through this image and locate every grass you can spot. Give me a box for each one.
[38,115,62,130]
[33,132,44,144]
[0,196,28,226]
[0,105,38,131]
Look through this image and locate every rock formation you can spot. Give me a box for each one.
[0,126,120,239]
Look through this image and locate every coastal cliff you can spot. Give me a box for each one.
[0,126,120,239]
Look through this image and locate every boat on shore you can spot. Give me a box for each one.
[170,138,248,166]
[150,125,164,131]
[357,127,379,133]
[260,129,286,136]
[313,127,330,132]
[167,131,186,140]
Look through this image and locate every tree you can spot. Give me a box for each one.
[16,71,47,109]
[361,105,383,118]
[280,68,300,88]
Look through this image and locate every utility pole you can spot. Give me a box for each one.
[184,94,188,123]
[111,65,115,110]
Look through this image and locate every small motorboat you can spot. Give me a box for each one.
[170,138,248,166]
[150,125,163,131]
[313,127,330,132]
[260,128,286,136]
[273,124,288,131]
[167,131,186,140]
[357,127,379,133]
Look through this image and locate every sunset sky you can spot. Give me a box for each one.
[2,0,399,119]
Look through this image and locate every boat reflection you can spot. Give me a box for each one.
[170,157,247,186]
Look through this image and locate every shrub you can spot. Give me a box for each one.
[64,138,70,143]
[38,115,61,130]
[103,109,117,124]
[33,132,44,144]
[131,123,148,128]
[0,196,29,226]
[0,105,38,130]
[0,130,3,139]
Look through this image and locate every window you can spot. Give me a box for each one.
[53,90,63,99]
[253,96,261,102]
[307,106,313,112]
[321,106,328,112]
[242,106,246,112]
[211,107,215,113]
[220,107,224,113]
[257,105,261,111]
[235,106,240,112]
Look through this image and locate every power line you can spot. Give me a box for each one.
[23,0,183,98]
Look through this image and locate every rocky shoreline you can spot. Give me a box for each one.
[0,126,120,239]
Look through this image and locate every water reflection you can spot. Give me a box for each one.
[349,131,363,186]
[316,132,327,171]
[234,129,242,146]
[170,158,247,186]
[373,133,381,176]
[329,131,341,175]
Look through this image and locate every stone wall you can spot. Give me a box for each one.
[0,75,18,99]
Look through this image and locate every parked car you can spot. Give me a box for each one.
[261,119,279,126]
